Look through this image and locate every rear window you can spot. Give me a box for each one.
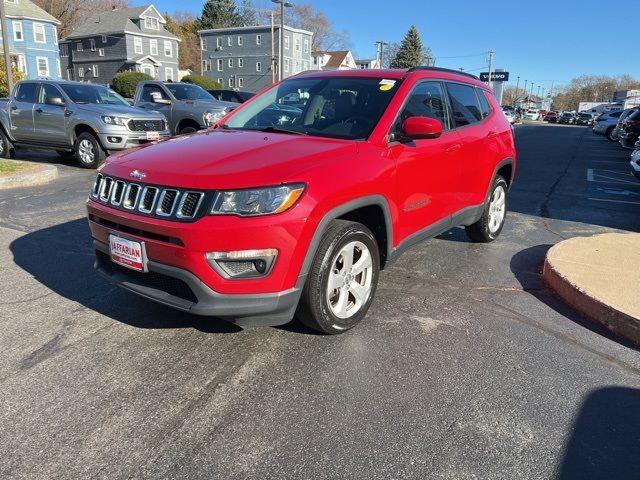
[15,83,38,103]
[627,109,640,120]
[475,89,492,119]
[609,111,622,118]
[446,82,482,127]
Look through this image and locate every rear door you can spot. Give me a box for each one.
[33,83,69,146]
[9,82,38,141]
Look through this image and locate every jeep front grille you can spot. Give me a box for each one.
[90,175,207,221]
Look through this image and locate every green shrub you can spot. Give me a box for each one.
[0,59,26,98]
[180,74,222,91]
[112,71,154,98]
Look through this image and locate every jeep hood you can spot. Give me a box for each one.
[77,103,164,119]
[102,129,359,189]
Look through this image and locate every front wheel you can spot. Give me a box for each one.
[74,133,106,169]
[0,128,15,159]
[465,175,508,243]
[297,220,380,334]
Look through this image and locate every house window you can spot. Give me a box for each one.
[217,78,223,85]
[60,44,68,57]
[150,39,158,56]
[284,58,289,72]
[227,36,232,46]
[53,26,58,45]
[202,60,211,72]
[67,68,73,80]
[90,39,96,51]
[303,61,308,71]
[56,59,61,77]
[217,59,223,71]
[98,48,105,57]
[216,37,222,48]
[102,35,107,43]
[134,37,143,54]
[13,21,23,41]
[33,23,46,43]
[256,61,261,72]
[78,68,84,78]
[295,38,300,51]
[284,35,289,49]
[16,55,27,74]
[92,65,99,77]
[165,67,174,81]
[237,36,243,46]
[36,57,50,76]
[77,41,83,52]
[238,77,244,88]
[201,38,207,50]
[164,41,172,57]
[238,58,243,68]
[228,77,234,87]
[256,34,261,45]
[228,58,233,68]
[303,39,309,53]
[144,17,159,30]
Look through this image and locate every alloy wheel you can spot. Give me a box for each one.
[78,139,95,165]
[488,185,506,233]
[326,240,373,319]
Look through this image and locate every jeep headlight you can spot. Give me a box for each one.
[102,115,127,126]
[210,184,305,216]
[204,108,230,126]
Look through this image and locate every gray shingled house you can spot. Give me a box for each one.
[59,5,179,86]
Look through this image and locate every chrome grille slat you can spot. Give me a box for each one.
[110,180,126,206]
[176,192,204,219]
[138,187,159,213]
[156,189,178,216]
[91,174,103,198]
[123,184,141,210]
[99,177,113,202]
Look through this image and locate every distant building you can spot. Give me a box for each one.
[311,50,356,71]
[613,90,640,109]
[0,0,62,80]
[60,5,180,85]
[355,58,381,69]
[199,25,313,93]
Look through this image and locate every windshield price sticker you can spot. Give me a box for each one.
[379,79,396,91]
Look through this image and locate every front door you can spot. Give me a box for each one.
[387,80,463,242]
[9,82,38,141]
[33,83,69,146]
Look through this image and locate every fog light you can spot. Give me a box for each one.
[107,136,121,144]
[205,249,277,279]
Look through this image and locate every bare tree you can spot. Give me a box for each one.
[551,74,640,111]
[164,11,200,73]
[33,0,130,39]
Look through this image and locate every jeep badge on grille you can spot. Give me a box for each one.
[129,170,146,180]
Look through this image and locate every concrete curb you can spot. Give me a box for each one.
[542,234,640,345]
[0,161,58,190]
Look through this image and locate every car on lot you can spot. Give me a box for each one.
[630,139,640,179]
[593,109,624,140]
[558,112,576,124]
[0,80,169,168]
[87,67,516,334]
[208,89,255,104]
[502,107,516,124]
[575,112,594,126]
[618,108,640,149]
[544,111,559,123]
[610,107,638,142]
[133,81,236,135]
[524,109,540,120]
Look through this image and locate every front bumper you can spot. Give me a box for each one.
[94,240,301,326]
[98,131,171,151]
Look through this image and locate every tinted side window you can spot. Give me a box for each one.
[38,84,62,104]
[394,81,450,133]
[16,83,38,103]
[141,85,169,102]
[610,111,622,118]
[476,89,492,119]
[447,82,482,127]
[628,109,640,120]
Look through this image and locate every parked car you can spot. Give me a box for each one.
[609,107,637,142]
[502,108,516,124]
[630,139,640,179]
[558,112,576,124]
[87,67,516,334]
[0,80,169,168]
[593,109,624,140]
[208,89,255,104]
[618,108,640,149]
[574,113,594,126]
[544,111,559,123]
[524,109,540,120]
[133,81,236,135]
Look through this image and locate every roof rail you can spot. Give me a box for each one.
[405,66,480,81]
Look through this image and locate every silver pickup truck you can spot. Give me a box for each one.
[0,80,170,168]
[133,81,236,135]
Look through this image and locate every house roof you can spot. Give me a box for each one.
[64,5,179,40]
[198,24,313,37]
[322,51,350,69]
[3,0,61,25]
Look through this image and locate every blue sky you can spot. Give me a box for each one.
[151,0,638,94]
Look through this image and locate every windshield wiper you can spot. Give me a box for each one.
[257,126,308,136]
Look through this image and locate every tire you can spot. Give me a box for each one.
[297,220,380,334]
[0,128,14,159]
[465,175,509,243]
[74,132,105,169]
[179,125,198,135]
[606,127,616,141]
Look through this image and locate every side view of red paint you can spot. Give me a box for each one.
[87,67,516,334]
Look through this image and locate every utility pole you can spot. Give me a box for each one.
[514,76,520,106]
[530,82,534,107]
[272,0,293,81]
[375,40,388,68]
[0,0,13,94]
[487,49,495,89]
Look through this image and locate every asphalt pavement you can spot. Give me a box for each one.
[1,125,640,479]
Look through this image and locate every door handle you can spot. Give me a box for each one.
[445,144,461,152]
[35,108,43,114]
[487,131,498,138]
[64,110,73,117]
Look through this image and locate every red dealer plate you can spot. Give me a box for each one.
[109,234,147,272]
[146,131,160,141]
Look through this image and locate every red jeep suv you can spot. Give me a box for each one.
[87,67,516,334]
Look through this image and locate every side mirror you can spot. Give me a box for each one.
[45,96,65,107]
[402,116,443,140]
[150,92,171,105]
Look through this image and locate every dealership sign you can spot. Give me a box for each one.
[480,71,510,82]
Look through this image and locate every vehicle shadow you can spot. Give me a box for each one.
[510,244,638,350]
[555,387,640,479]
[9,218,242,334]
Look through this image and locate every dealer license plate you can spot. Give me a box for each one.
[146,131,160,141]
[109,234,147,272]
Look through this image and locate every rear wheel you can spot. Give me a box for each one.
[74,132,105,169]
[0,128,14,159]
[297,220,380,334]
[606,127,616,141]
[465,175,508,243]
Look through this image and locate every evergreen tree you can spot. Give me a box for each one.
[390,25,424,69]
[197,0,242,30]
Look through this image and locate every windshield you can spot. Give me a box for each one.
[224,76,401,140]
[60,84,130,106]
[166,83,214,101]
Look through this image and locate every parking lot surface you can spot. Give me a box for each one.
[1,125,639,479]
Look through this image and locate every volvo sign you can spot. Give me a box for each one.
[480,71,510,82]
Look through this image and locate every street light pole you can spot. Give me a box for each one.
[0,0,13,94]
[272,0,293,82]
[514,76,520,106]
[487,49,495,89]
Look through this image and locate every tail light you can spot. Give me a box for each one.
[627,120,640,126]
